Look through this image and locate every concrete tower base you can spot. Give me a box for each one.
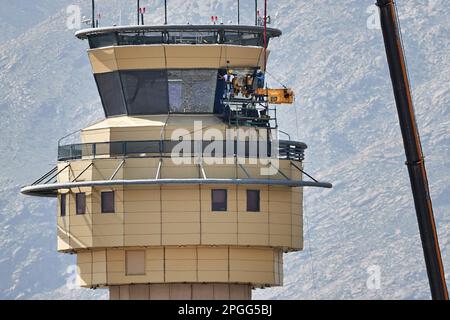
[109,284,252,300]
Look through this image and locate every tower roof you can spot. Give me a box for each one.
[75,25,282,48]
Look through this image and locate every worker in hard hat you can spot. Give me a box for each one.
[223,69,236,99]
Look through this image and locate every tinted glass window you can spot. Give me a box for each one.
[76,193,86,215]
[121,70,169,115]
[88,33,118,48]
[247,190,260,212]
[60,194,66,217]
[212,189,227,212]
[168,70,218,113]
[101,191,115,214]
[95,72,127,116]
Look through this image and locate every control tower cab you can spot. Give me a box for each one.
[21,24,331,300]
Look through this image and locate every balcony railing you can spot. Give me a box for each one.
[58,140,306,162]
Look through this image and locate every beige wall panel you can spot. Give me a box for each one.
[201,234,237,245]
[165,58,219,69]
[230,285,252,300]
[124,188,161,201]
[107,261,125,273]
[202,223,237,234]
[169,284,192,300]
[124,158,160,168]
[119,285,130,300]
[213,284,231,300]
[146,260,164,271]
[109,286,120,300]
[110,130,159,142]
[124,235,160,246]
[106,249,125,261]
[149,284,170,300]
[230,248,273,261]
[124,201,161,213]
[125,213,161,224]
[124,223,160,235]
[165,247,196,260]
[160,167,200,179]
[161,188,200,200]
[92,273,107,285]
[192,284,214,300]
[197,247,228,260]
[238,222,269,234]
[71,236,93,249]
[77,273,92,287]
[123,168,158,180]
[269,213,292,225]
[238,234,269,246]
[205,166,238,179]
[165,271,197,283]
[70,225,93,236]
[93,224,123,236]
[269,235,292,248]
[162,201,201,212]
[162,223,200,234]
[81,129,110,144]
[269,224,293,236]
[77,251,92,264]
[269,201,292,213]
[238,212,269,223]
[230,260,275,273]
[198,260,228,271]
[197,271,229,283]
[92,250,106,262]
[163,234,200,245]
[92,261,107,274]
[230,271,274,285]
[128,285,150,300]
[220,46,264,68]
[146,248,164,260]
[162,212,200,223]
[88,48,118,73]
[115,46,165,59]
[201,211,237,223]
[57,236,71,251]
[292,236,303,249]
[92,213,124,225]
[117,58,165,70]
[92,235,123,247]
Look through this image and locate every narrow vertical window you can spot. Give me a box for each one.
[76,193,86,215]
[247,190,260,212]
[101,191,115,214]
[60,194,66,217]
[212,189,227,212]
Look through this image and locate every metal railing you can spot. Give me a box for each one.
[57,140,306,162]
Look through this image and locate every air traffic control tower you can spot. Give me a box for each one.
[21,23,331,300]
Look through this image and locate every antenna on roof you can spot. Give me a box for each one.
[255,0,258,26]
[91,0,95,28]
[137,0,140,25]
[237,0,240,25]
[164,0,168,25]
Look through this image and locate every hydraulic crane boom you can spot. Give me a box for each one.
[376,0,448,300]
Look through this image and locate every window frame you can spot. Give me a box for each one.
[246,190,261,212]
[76,192,86,215]
[101,191,115,214]
[211,189,228,212]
